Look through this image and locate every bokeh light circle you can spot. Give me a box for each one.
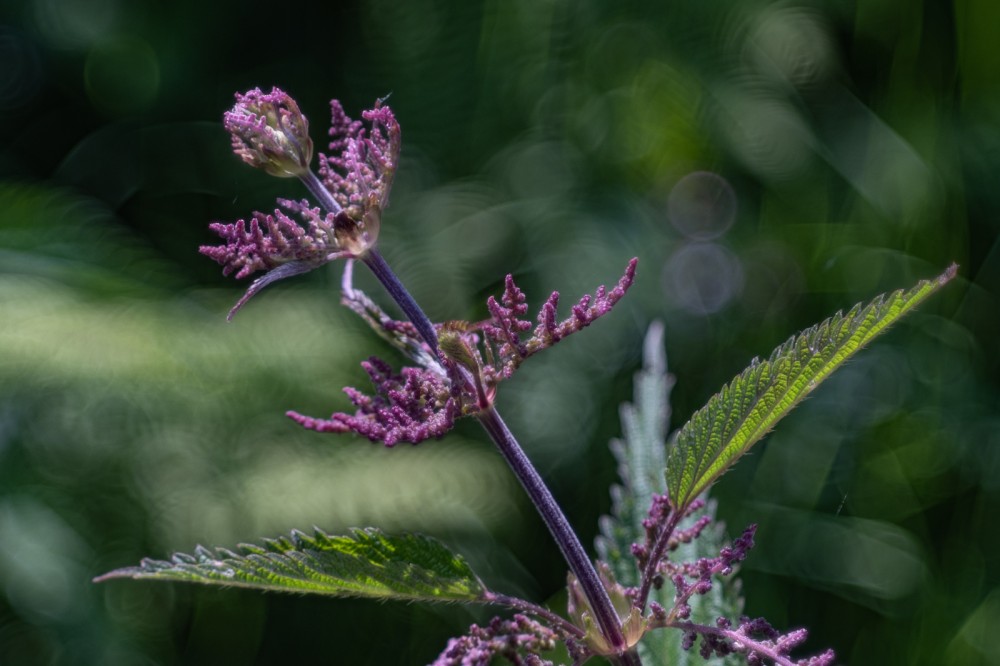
[667,171,737,239]
[748,7,835,88]
[721,94,813,181]
[662,242,744,314]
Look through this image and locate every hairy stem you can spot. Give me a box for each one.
[361,249,440,355]
[300,170,343,215]
[477,408,633,658]
[302,169,637,661]
[486,592,586,639]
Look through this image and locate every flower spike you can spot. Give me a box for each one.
[433,614,560,666]
[200,199,353,318]
[201,199,345,280]
[486,257,638,381]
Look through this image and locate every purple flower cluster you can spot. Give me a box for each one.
[666,524,756,620]
[319,99,400,220]
[287,259,638,445]
[201,90,400,318]
[483,259,638,382]
[679,616,835,666]
[630,495,711,583]
[635,518,834,666]
[287,358,460,446]
[432,614,559,666]
[202,199,343,281]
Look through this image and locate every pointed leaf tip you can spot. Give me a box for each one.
[95,527,486,603]
[226,261,315,320]
[665,265,957,511]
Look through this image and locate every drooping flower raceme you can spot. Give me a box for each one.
[201,88,399,318]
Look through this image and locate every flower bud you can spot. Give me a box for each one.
[437,328,479,376]
[224,87,313,177]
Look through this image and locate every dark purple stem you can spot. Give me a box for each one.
[300,169,343,215]
[298,170,438,352]
[478,408,638,664]
[361,249,439,356]
[302,169,640,662]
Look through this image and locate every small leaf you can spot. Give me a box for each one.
[95,527,486,603]
[666,264,957,511]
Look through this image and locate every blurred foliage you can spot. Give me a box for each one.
[0,0,997,664]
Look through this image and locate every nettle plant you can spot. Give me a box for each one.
[96,88,956,665]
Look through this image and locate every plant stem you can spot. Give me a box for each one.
[477,407,633,658]
[303,169,638,662]
[300,170,437,353]
[300,170,343,215]
[665,622,799,666]
[486,592,586,639]
[361,256,639,661]
[361,249,440,355]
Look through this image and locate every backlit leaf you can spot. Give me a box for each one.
[666,265,957,510]
[95,527,486,603]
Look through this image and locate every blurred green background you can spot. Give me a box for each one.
[1,0,998,664]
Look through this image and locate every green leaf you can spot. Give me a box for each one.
[666,264,958,511]
[95,527,486,603]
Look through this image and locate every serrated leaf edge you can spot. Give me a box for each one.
[95,526,487,603]
[666,264,957,509]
